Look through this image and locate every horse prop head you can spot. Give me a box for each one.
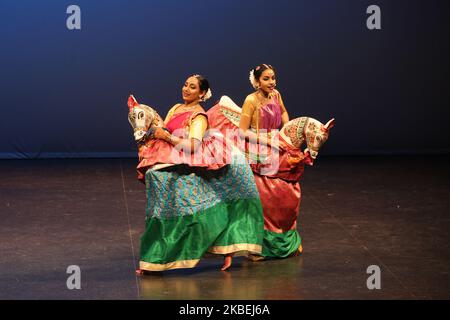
[280,116,335,162]
[127,95,164,142]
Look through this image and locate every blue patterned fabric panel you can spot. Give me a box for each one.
[145,156,259,219]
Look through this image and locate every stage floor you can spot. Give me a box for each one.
[1,156,449,299]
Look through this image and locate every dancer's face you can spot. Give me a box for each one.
[182,76,204,104]
[257,69,276,95]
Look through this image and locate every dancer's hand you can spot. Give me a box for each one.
[154,127,170,141]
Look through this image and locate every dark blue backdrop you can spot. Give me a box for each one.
[1,0,449,158]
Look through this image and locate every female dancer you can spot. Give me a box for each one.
[240,64,303,259]
[207,64,304,259]
[134,75,264,273]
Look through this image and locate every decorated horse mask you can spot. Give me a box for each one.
[281,117,335,159]
[127,95,164,141]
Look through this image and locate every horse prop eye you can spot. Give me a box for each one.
[137,111,144,119]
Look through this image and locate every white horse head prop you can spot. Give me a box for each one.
[280,117,335,160]
[127,95,164,142]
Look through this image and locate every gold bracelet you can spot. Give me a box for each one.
[167,134,173,144]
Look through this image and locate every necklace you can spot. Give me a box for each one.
[177,102,198,112]
[256,91,274,106]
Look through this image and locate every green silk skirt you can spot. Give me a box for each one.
[139,157,264,271]
[261,229,302,259]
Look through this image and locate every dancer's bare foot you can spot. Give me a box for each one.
[221,255,232,271]
[136,268,144,276]
[298,244,303,254]
[136,268,159,276]
[247,254,264,262]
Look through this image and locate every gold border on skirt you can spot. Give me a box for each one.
[139,244,262,271]
[207,243,262,255]
[139,259,200,271]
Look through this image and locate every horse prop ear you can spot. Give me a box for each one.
[324,118,335,131]
[128,95,139,111]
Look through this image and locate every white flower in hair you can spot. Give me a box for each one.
[249,69,258,89]
[202,88,212,101]
[192,74,212,101]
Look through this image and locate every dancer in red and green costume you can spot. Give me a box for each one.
[207,64,304,259]
[134,75,264,273]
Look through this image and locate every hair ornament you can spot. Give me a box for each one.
[202,88,212,101]
[249,69,259,90]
